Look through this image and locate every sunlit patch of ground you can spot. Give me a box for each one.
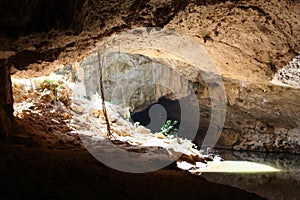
[11,72,218,172]
[190,161,280,173]
[12,70,281,175]
[177,160,280,174]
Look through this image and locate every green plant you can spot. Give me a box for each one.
[158,120,198,150]
[42,79,64,94]
[159,120,179,136]
[41,79,71,106]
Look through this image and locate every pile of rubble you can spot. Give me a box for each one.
[12,75,81,149]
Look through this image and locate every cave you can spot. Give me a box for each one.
[130,96,214,150]
[131,97,182,133]
[1,0,300,199]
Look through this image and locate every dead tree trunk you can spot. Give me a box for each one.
[98,52,112,137]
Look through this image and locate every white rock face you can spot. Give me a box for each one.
[69,92,207,172]
[74,50,300,154]
[272,54,300,88]
[72,25,300,154]
[76,51,198,110]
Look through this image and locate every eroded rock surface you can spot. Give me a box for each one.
[77,50,300,153]
[0,0,299,154]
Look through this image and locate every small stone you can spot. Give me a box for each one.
[115,118,126,126]
[70,104,85,114]
[16,112,25,119]
[98,113,117,123]
[136,126,151,134]
[89,108,103,118]
[103,132,109,137]
[112,128,132,136]
[61,112,69,119]
[41,90,55,103]
[109,116,118,123]
[179,154,206,164]
[13,94,24,103]
[203,155,214,161]
[156,133,167,139]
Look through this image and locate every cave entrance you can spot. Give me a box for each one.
[73,49,204,142]
[130,97,181,134]
[11,27,226,153]
[10,49,204,148]
[90,27,226,150]
[129,94,211,148]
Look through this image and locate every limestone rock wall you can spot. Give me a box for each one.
[76,51,300,153]
[217,78,300,153]
[167,0,300,82]
[0,61,14,139]
[75,52,196,111]
[1,0,299,82]
[0,0,299,153]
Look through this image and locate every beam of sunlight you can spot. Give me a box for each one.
[186,161,281,173]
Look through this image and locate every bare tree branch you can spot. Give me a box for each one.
[98,52,112,137]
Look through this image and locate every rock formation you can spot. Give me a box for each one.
[0,0,300,154]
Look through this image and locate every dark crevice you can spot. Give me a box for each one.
[193,0,240,6]
[0,0,86,37]
[7,47,65,70]
[129,0,151,12]
[124,0,189,27]
[237,5,272,20]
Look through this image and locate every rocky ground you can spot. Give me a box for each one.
[12,73,222,172]
[1,0,299,154]
[1,74,267,199]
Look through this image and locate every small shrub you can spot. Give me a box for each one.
[41,79,72,107]
[159,120,179,136]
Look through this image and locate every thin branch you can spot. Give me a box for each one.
[98,52,112,137]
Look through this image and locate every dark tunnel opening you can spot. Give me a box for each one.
[130,96,212,148]
[130,97,181,133]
